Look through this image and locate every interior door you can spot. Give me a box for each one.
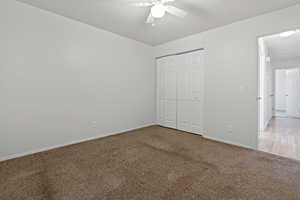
[264,57,273,126]
[275,70,287,111]
[258,54,265,131]
[287,68,300,118]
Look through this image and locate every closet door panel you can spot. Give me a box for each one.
[157,60,164,125]
[177,55,191,132]
[163,100,177,129]
[190,101,203,134]
[177,101,192,132]
[162,68,177,128]
[177,71,190,100]
[164,70,177,100]
[177,52,204,134]
[157,57,177,129]
[158,100,164,125]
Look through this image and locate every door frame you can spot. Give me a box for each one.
[256,28,300,150]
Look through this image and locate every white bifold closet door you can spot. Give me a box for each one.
[157,51,204,135]
[157,57,178,129]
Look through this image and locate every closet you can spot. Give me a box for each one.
[156,50,204,135]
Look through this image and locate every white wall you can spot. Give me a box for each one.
[0,0,156,160]
[155,4,300,149]
[272,58,300,69]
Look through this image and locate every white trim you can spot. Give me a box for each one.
[203,135,254,150]
[0,123,155,162]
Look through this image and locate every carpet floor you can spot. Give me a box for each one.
[1,126,300,200]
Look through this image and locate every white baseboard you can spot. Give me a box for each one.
[203,135,255,150]
[0,123,156,162]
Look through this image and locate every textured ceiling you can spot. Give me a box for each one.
[265,30,300,62]
[17,0,300,46]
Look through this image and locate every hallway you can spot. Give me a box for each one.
[258,117,300,160]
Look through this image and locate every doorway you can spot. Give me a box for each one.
[274,68,300,118]
[258,30,300,160]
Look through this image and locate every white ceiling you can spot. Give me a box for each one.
[17,0,300,46]
[265,30,300,62]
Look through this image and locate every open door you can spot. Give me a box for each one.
[258,38,265,132]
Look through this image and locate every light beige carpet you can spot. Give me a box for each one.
[1,125,300,200]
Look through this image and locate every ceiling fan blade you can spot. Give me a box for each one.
[161,0,175,3]
[146,13,154,23]
[131,2,153,7]
[165,5,187,18]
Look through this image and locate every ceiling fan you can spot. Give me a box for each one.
[132,0,187,24]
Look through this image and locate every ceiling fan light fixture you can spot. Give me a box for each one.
[151,4,166,18]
